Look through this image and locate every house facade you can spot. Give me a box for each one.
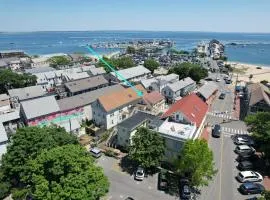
[161,77,196,103]
[92,85,146,130]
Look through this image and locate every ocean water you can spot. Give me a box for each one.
[0,31,270,66]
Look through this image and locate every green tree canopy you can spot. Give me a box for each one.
[27,145,109,200]
[48,56,71,68]
[128,127,165,169]
[245,112,270,159]
[170,49,190,55]
[143,59,159,73]
[175,139,216,187]
[97,56,135,72]
[126,46,136,54]
[0,126,78,188]
[168,62,208,82]
[0,69,37,93]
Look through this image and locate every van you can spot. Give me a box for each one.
[90,147,102,158]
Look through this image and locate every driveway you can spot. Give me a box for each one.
[97,156,178,200]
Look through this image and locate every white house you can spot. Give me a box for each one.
[161,77,196,103]
[0,94,11,113]
[92,85,146,130]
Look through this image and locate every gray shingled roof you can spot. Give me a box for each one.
[64,75,108,93]
[25,66,56,74]
[8,85,45,101]
[57,84,124,111]
[248,83,270,106]
[111,65,151,80]
[197,81,218,99]
[118,111,157,131]
[0,94,9,101]
[21,96,60,120]
[167,77,195,92]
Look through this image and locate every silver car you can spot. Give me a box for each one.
[134,166,145,181]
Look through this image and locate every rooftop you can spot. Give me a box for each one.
[8,85,46,101]
[248,83,270,106]
[0,94,9,101]
[25,66,56,74]
[98,84,146,112]
[161,93,208,128]
[143,91,164,105]
[166,77,195,92]
[21,96,60,120]
[89,67,106,75]
[110,65,151,80]
[57,84,124,111]
[197,81,218,100]
[118,111,157,131]
[64,75,108,93]
[158,121,197,141]
[0,110,20,123]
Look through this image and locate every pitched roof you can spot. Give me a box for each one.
[25,66,56,74]
[57,84,124,111]
[110,65,151,80]
[64,75,108,93]
[98,84,146,112]
[8,85,45,101]
[248,83,270,106]
[21,96,60,120]
[197,81,218,100]
[0,94,9,101]
[118,111,157,131]
[89,67,106,75]
[161,93,208,128]
[166,77,195,92]
[143,91,164,105]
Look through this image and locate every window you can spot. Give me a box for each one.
[110,113,114,117]
[111,120,114,124]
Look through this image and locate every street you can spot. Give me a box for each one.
[199,75,259,200]
[98,156,178,200]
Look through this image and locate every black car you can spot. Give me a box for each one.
[238,160,254,171]
[158,170,169,190]
[125,197,135,200]
[236,154,259,162]
[212,124,221,138]
[239,182,265,195]
[180,179,191,199]
[219,93,226,99]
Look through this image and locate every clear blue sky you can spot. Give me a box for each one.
[1,0,270,32]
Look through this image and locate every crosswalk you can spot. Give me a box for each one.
[221,127,249,137]
[207,111,238,120]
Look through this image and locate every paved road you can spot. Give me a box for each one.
[199,76,260,200]
[97,156,178,200]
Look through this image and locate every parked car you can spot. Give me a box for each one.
[234,145,255,155]
[219,93,226,99]
[236,154,259,162]
[225,79,232,84]
[180,179,191,199]
[158,169,169,190]
[212,124,221,138]
[239,182,265,195]
[216,78,221,82]
[238,161,254,171]
[234,136,254,146]
[89,147,102,158]
[134,166,145,181]
[236,171,263,182]
[125,197,134,200]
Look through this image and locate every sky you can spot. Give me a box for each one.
[1,0,270,33]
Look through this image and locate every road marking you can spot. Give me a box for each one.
[148,186,152,190]
[219,132,224,200]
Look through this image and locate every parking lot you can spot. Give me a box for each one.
[97,156,178,200]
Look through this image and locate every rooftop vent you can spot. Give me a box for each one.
[128,94,132,98]
[170,126,175,132]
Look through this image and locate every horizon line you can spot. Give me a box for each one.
[1,30,270,34]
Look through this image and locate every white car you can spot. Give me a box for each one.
[216,78,221,82]
[235,145,255,154]
[134,166,145,181]
[235,137,249,145]
[237,171,263,183]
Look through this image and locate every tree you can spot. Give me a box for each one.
[0,69,37,93]
[175,139,216,187]
[48,56,71,68]
[143,59,159,73]
[0,126,78,187]
[97,56,135,72]
[26,145,109,200]
[249,74,253,82]
[245,112,270,159]
[168,62,208,82]
[126,46,136,54]
[128,127,165,169]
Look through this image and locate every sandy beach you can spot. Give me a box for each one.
[226,61,270,83]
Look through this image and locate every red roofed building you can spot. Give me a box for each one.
[161,93,208,137]
[138,91,165,115]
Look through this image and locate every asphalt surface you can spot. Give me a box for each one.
[199,76,260,200]
[98,156,178,200]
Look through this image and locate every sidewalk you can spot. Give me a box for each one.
[232,94,240,120]
[200,126,211,143]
